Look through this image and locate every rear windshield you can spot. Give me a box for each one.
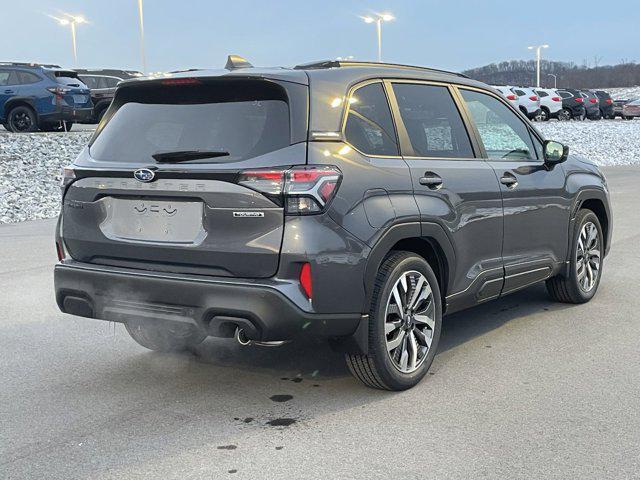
[52,71,85,87]
[89,79,291,164]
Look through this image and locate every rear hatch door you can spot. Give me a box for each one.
[62,75,308,278]
[52,70,93,107]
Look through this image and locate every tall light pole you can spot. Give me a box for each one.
[136,0,147,73]
[362,13,394,62]
[547,73,557,88]
[528,44,549,88]
[51,14,87,65]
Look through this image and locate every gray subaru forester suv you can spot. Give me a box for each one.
[55,57,612,390]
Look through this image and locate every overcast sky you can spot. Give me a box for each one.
[4,0,639,73]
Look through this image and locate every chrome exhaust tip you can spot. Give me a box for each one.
[235,328,252,346]
[234,327,289,347]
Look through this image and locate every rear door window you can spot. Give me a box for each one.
[79,76,98,89]
[392,83,474,158]
[16,71,41,85]
[460,89,537,161]
[558,90,573,99]
[89,79,292,164]
[0,70,10,86]
[103,77,121,88]
[344,82,399,156]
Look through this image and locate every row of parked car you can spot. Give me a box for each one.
[2,61,639,132]
[0,62,142,132]
[493,85,640,121]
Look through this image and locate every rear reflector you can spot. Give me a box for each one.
[300,263,312,300]
[56,241,65,261]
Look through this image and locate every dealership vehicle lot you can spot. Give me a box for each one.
[0,166,639,478]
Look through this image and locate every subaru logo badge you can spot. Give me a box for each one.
[134,168,155,183]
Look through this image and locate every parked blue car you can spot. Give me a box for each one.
[0,62,93,132]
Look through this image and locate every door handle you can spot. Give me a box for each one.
[500,172,518,189]
[4,90,14,94]
[419,172,443,189]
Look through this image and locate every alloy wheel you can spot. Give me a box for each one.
[576,222,601,292]
[384,270,435,373]
[558,109,571,121]
[10,111,33,132]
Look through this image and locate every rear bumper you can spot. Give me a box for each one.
[39,107,93,123]
[54,261,362,342]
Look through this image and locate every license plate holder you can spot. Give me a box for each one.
[99,198,206,245]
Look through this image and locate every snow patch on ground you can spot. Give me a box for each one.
[0,132,91,223]
[604,86,640,100]
[536,119,640,167]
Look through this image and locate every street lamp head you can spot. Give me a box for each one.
[58,18,70,26]
[362,16,375,23]
[542,44,549,49]
[73,16,86,24]
[380,13,394,22]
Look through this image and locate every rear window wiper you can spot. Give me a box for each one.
[152,150,230,163]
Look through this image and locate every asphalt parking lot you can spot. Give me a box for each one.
[1,166,639,479]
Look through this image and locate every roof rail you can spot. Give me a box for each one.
[0,61,61,68]
[293,60,468,78]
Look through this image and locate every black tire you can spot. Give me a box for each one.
[125,321,207,352]
[6,105,38,132]
[623,116,634,121]
[346,251,442,391]
[546,209,604,304]
[539,108,550,121]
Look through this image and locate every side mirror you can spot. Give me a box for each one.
[543,140,569,165]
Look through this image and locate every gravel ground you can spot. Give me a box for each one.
[536,118,640,166]
[0,131,91,223]
[0,119,639,224]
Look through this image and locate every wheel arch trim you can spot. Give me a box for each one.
[361,221,456,312]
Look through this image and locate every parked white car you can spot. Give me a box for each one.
[493,86,520,108]
[534,88,567,121]
[510,86,541,120]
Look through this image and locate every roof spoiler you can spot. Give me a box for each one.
[225,55,253,70]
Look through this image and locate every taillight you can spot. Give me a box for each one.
[299,263,312,300]
[605,98,613,104]
[575,97,584,103]
[529,95,538,101]
[506,94,518,100]
[237,169,284,195]
[238,166,342,215]
[589,98,598,103]
[60,165,76,192]
[47,86,71,104]
[552,96,561,102]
